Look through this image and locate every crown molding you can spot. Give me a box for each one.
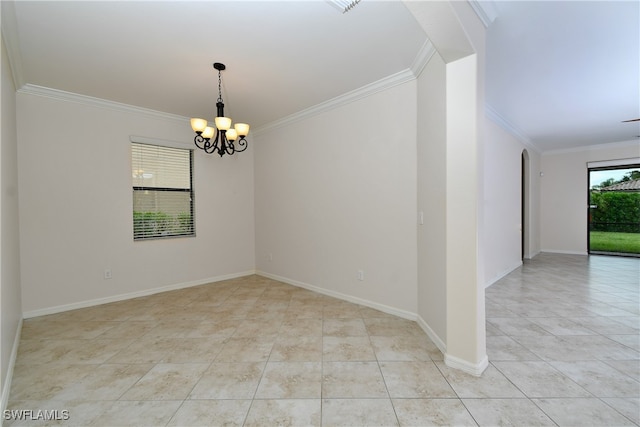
[16,40,438,138]
[484,103,639,156]
[255,68,416,135]
[484,103,539,153]
[467,0,498,28]
[410,39,437,77]
[542,139,640,156]
[256,40,436,135]
[18,84,188,124]
[1,0,25,89]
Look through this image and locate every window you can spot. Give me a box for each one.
[131,142,194,240]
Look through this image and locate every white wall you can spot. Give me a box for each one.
[409,0,488,374]
[483,118,541,285]
[254,81,418,316]
[1,31,23,406]
[17,91,255,315]
[416,52,447,343]
[540,141,640,254]
[444,53,486,372]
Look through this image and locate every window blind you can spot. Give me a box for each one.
[131,142,195,240]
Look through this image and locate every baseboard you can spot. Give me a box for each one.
[1,318,22,414]
[23,270,256,318]
[444,352,488,377]
[416,315,446,355]
[256,270,417,321]
[590,250,640,258]
[485,260,523,288]
[526,250,541,259]
[540,249,588,256]
[20,268,490,380]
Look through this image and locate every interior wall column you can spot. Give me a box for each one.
[404,0,488,375]
[444,53,488,375]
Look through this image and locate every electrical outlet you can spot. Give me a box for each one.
[104,269,112,279]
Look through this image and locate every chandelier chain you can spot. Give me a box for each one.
[217,69,223,103]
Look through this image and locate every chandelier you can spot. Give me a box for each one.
[190,63,250,157]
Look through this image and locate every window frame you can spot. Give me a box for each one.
[131,137,195,241]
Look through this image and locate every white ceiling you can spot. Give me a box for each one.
[486,0,640,152]
[3,1,639,153]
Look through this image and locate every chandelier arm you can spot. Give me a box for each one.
[224,134,237,156]
[216,132,228,157]
[204,133,220,155]
[234,137,248,153]
[194,133,208,150]
[227,141,236,155]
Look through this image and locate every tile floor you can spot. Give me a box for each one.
[6,253,639,426]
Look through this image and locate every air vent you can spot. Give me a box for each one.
[327,0,362,14]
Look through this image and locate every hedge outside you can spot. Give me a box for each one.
[589,191,640,233]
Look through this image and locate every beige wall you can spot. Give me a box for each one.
[1,30,23,406]
[416,52,447,343]
[483,119,541,284]
[17,91,255,315]
[409,0,488,374]
[444,53,486,372]
[254,80,419,316]
[540,141,640,254]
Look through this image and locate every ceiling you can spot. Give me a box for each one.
[2,1,639,153]
[486,0,640,152]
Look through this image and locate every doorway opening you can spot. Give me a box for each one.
[521,150,530,260]
[588,164,640,257]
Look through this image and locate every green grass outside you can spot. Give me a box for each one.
[589,231,640,254]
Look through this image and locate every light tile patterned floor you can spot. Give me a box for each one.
[7,253,639,426]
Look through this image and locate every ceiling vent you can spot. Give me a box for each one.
[327,0,362,14]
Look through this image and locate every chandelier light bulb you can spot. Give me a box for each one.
[190,118,208,133]
[235,123,250,137]
[226,128,238,141]
[201,126,215,139]
[215,116,232,131]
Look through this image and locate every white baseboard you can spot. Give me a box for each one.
[20,268,490,382]
[1,318,22,414]
[23,270,256,318]
[256,270,417,321]
[485,260,523,288]
[540,249,588,256]
[259,271,489,378]
[526,250,541,259]
[444,352,488,377]
[416,314,446,355]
